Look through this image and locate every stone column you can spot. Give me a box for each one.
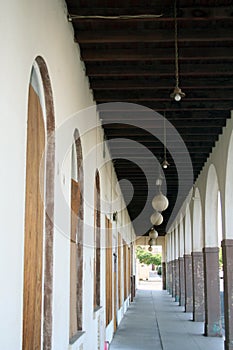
[168,261,172,295]
[203,247,222,337]
[166,261,170,294]
[175,259,180,302]
[179,257,185,307]
[166,262,170,292]
[222,239,233,349]
[184,254,193,312]
[192,251,205,322]
[166,233,172,294]
[162,262,166,290]
[172,260,176,298]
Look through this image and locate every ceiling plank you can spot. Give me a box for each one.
[94,89,233,101]
[98,101,233,110]
[76,29,233,43]
[91,78,233,90]
[83,48,233,62]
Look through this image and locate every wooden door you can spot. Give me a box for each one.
[105,217,112,326]
[113,261,117,332]
[70,179,80,338]
[23,85,45,350]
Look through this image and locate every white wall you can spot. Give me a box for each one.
[0,1,136,349]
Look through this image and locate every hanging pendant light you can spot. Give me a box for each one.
[151,170,169,212]
[170,0,185,101]
[150,211,163,226]
[152,192,169,212]
[148,228,158,249]
[148,238,156,246]
[149,227,159,239]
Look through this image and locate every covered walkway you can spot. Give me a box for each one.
[110,285,224,350]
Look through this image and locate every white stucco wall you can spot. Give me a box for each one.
[0,1,136,349]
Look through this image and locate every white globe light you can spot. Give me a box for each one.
[149,228,159,239]
[152,193,169,212]
[150,212,163,226]
[148,238,156,246]
[148,246,153,252]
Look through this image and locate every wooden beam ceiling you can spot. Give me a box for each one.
[65,0,233,235]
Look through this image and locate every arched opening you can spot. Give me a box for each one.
[192,188,203,252]
[23,57,55,350]
[184,206,193,313]
[203,164,222,336]
[69,129,84,342]
[217,191,224,330]
[192,188,205,321]
[225,130,233,237]
[205,164,219,247]
[222,130,233,347]
[94,171,101,310]
[178,220,185,307]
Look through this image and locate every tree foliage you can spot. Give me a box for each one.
[136,246,162,266]
[219,248,223,269]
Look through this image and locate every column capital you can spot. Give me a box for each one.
[222,239,233,247]
[203,247,219,253]
[191,251,203,257]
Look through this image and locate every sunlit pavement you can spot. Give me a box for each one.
[110,284,224,350]
[137,280,162,291]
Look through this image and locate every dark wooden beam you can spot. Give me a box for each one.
[99,110,230,120]
[107,138,215,148]
[76,28,233,43]
[94,89,233,101]
[91,77,233,90]
[86,65,233,79]
[83,47,233,62]
[67,4,233,18]
[98,100,233,110]
[103,119,225,128]
[106,132,219,141]
[104,128,222,136]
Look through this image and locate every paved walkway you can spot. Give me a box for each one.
[110,285,224,350]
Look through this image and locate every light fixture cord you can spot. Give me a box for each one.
[174,0,179,88]
[164,112,167,161]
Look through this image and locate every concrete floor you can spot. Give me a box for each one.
[110,282,224,350]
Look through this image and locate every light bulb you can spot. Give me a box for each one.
[148,246,153,252]
[162,159,169,169]
[174,93,181,101]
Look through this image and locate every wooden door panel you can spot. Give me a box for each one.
[23,85,45,350]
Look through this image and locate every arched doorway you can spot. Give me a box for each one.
[93,171,101,310]
[69,129,84,342]
[22,57,55,350]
